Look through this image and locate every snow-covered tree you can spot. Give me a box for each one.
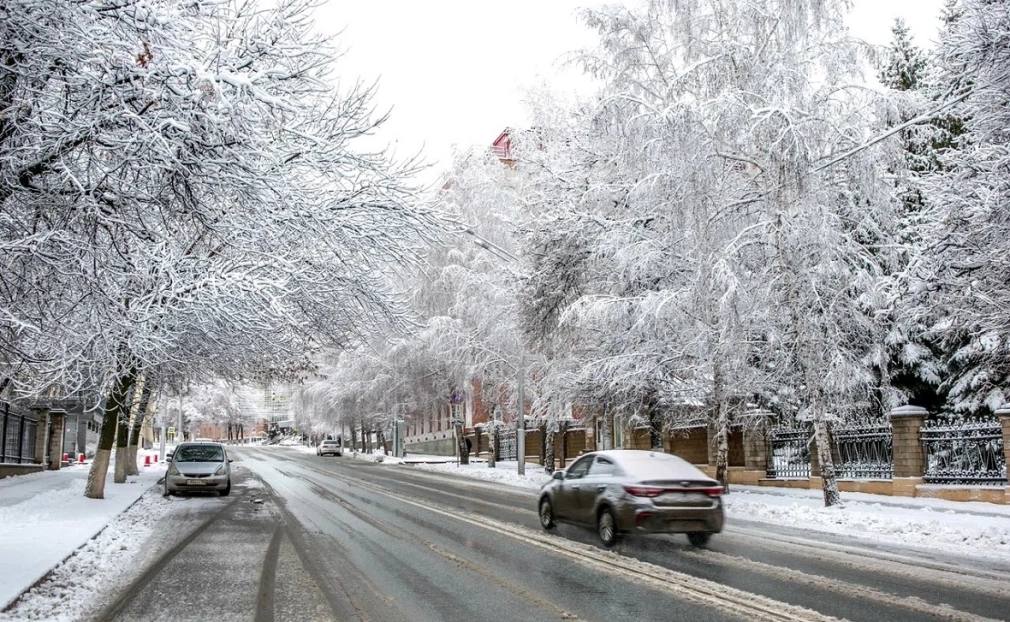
[1,0,433,498]
[918,0,1010,415]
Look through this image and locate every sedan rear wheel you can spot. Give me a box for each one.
[687,532,711,547]
[539,498,556,530]
[597,507,619,547]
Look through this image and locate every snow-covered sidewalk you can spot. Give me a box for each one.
[724,485,1010,562]
[404,460,1010,562]
[0,457,166,609]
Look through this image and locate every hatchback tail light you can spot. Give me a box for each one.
[623,485,665,497]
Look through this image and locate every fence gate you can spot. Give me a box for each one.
[498,429,517,461]
[921,418,1007,486]
[767,425,811,479]
[833,422,893,479]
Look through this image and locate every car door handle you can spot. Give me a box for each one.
[596,485,605,492]
[571,484,580,490]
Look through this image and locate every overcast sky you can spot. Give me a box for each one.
[317,1,946,182]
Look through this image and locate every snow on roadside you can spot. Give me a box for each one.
[410,460,551,490]
[724,488,1010,562]
[0,461,165,610]
[0,487,177,622]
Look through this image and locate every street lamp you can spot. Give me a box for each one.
[457,222,527,477]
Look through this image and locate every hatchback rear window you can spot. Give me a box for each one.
[176,445,224,462]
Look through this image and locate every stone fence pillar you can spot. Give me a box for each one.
[994,407,1010,502]
[890,405,928,496]
[743,426,768,472]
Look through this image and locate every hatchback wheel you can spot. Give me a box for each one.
[539,498,556,530]
[219,481,231,497]
[597,507,619,547]
[687,532,711,547]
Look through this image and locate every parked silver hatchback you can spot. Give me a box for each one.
[538,450,724,547]
[163,442,232,497]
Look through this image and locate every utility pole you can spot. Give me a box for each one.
[517,353,525,476]
[158,398,166,461]
[176,393,184,444]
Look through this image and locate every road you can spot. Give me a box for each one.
[97,447,1010,622]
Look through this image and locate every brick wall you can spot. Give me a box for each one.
[667,428,708,464]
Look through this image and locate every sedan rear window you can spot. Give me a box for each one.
[175,445,224,462]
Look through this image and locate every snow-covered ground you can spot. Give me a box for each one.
[412,460,550,488]
[0,455,166,610]
[404,461,1010,562]
[724,485,1010,562]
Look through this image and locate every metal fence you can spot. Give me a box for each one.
[498,429,517,461]
[833,422,893,480]
[1,403,39,464]
[767,425,811,479]
[921,418,1007,486]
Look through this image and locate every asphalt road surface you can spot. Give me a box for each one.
[97,447,1010,622]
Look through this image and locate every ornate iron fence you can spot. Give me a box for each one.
[767,426,811,479]
[921,418,1007,486]
[833,422,893,480]
[498,429,517,461]
[1,403,38,464]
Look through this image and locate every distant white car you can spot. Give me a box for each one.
[194,437,214,442]
[316,440,342,457]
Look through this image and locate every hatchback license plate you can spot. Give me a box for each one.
[186,479,207,486]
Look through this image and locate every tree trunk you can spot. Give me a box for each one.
[601,411,612,450]
[86,368,137,498]
[113,383,136,483]
[377,429,388,455]
[712,363,730,490]
[360,421,366,452]
[813,416,841,507]
[126,378,153,476]
[489,424,499,468]
[544,426,556,474]
[350,421,358,452]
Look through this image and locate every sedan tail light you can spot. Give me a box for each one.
[701,486,725,497]
[623,485,665,497]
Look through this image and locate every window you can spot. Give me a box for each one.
[175,445,224,462]
[566,455,593,479]
[588,456,617,477]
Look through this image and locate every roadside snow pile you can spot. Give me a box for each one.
[0,462,165,611]
[412,460,551,490]
[347,450,400,463]
[1,488,176,621]
[725,488,1010,561]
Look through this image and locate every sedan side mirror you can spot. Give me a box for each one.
[553,471,565,480]
[228,459,234,463]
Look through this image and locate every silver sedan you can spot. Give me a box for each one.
[163,442,233,497]
[538,450,725,547]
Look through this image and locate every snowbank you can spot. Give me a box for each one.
[724,486,1010,562]
[411,460,551,489]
